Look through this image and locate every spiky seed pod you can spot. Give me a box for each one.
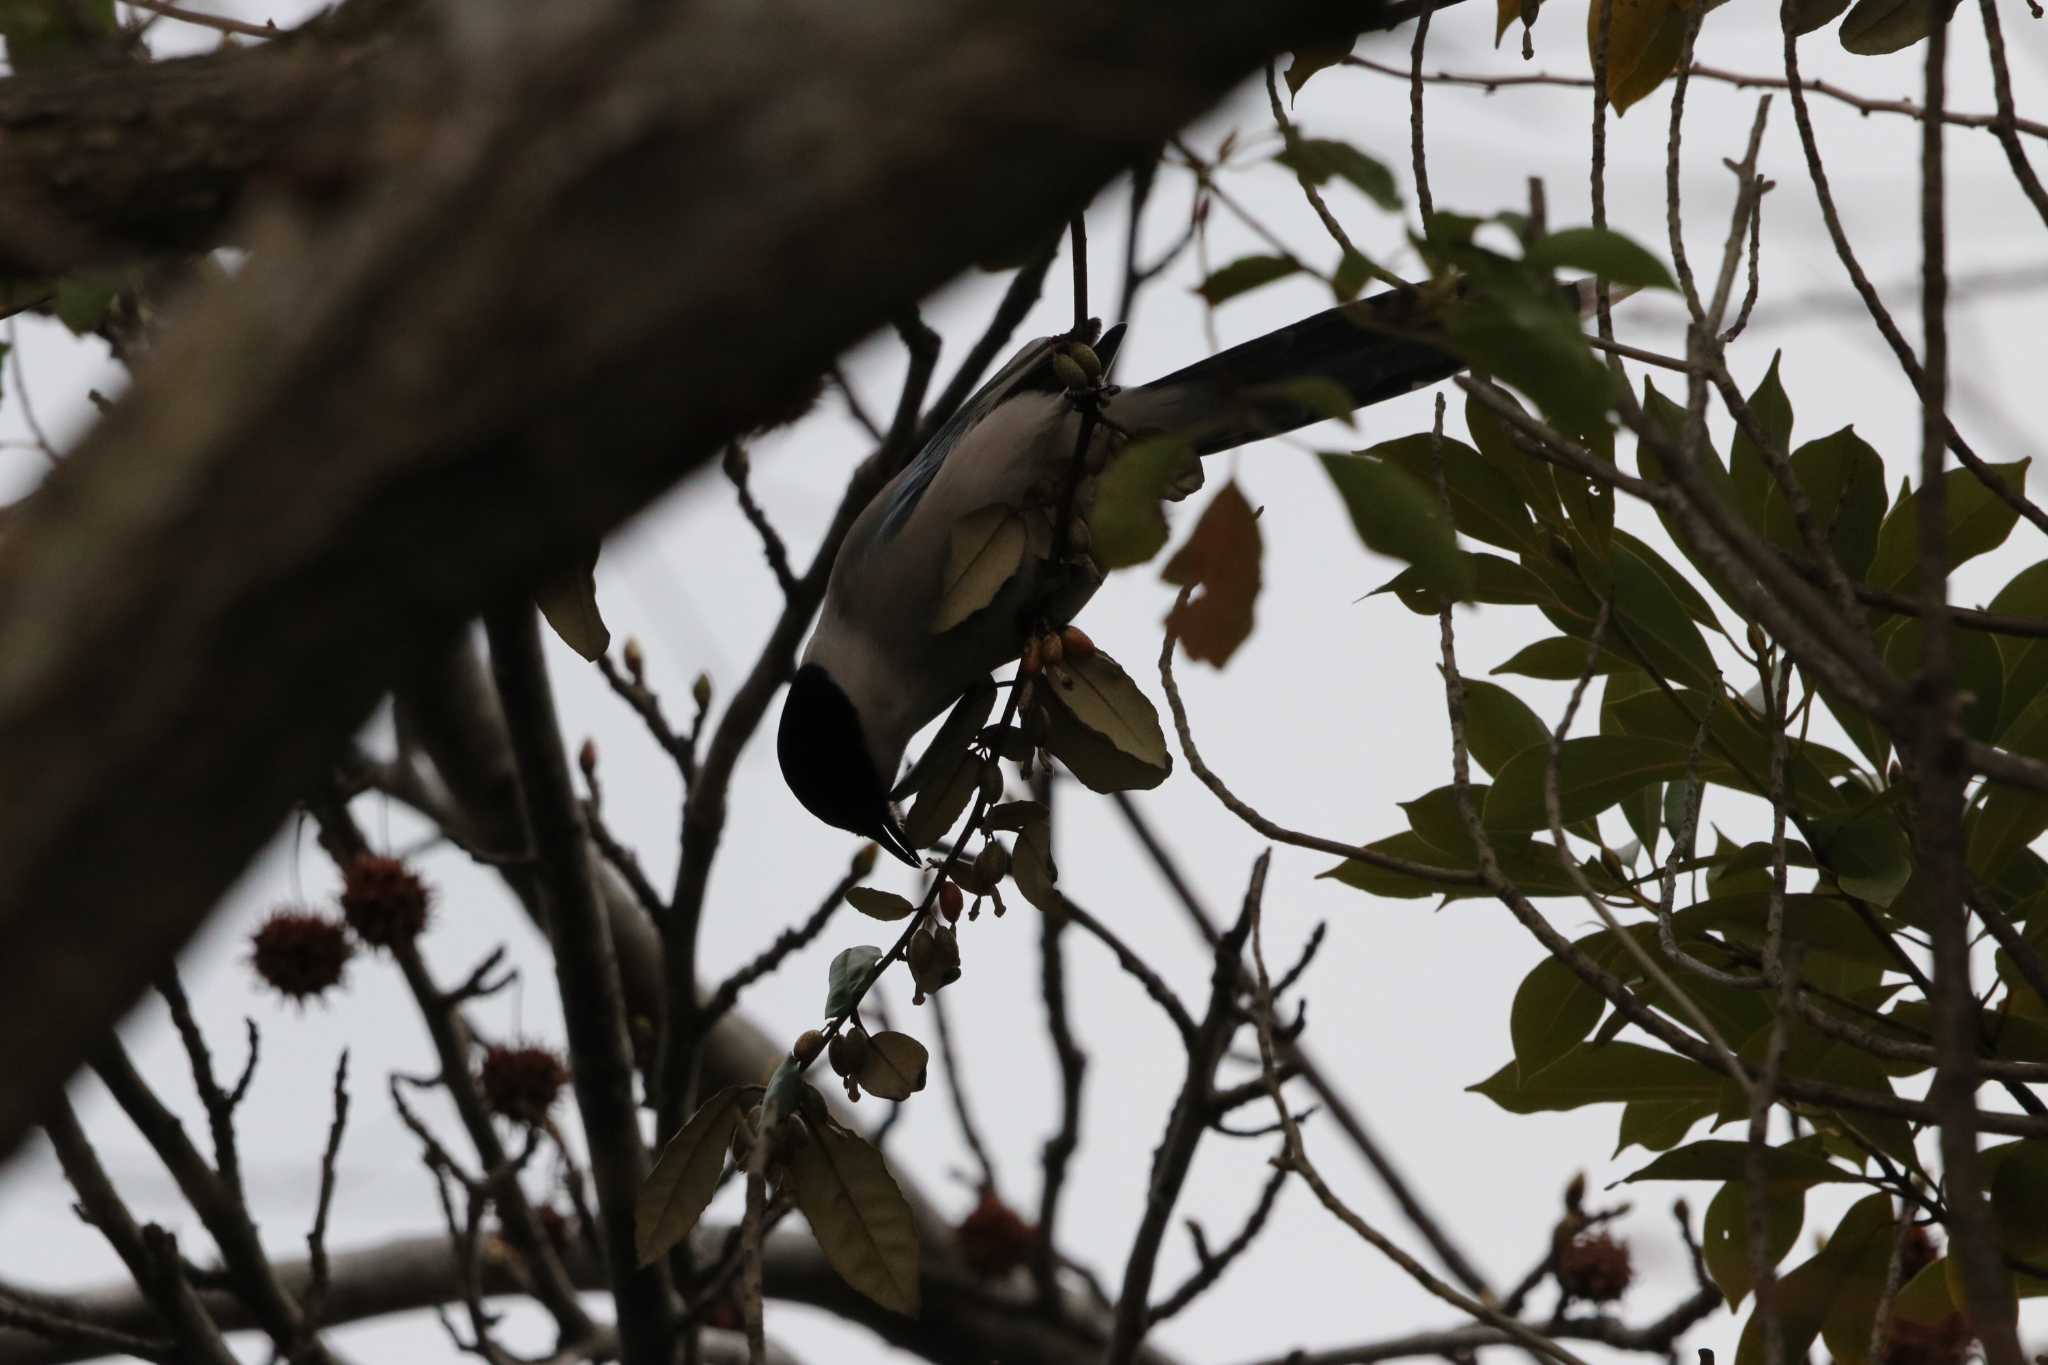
[1555,1229,1633,1304]
[339,853,431,948]
[249,909,353,1002]
[956,1190,1037,1279]
[478,1044,570,1126]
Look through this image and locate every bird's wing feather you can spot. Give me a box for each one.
[876,335,1062,540]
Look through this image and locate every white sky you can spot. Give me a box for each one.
[2,2,2045,1362]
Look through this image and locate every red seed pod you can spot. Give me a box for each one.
[956,1190,1037,1279]
[339,853,431,948]
[939,881,964,922]
[249,909,353,1003]
[479,1044,571,1126]
[1060,625,1096,660]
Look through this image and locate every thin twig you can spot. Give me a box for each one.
[1060,896,1198,1045]
[302,1051,351,1331]
[123,0,278,37]
[928,988,999,1194]
[1148,1161,1288,1324]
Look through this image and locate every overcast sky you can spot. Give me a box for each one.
[2,3,2045,1362]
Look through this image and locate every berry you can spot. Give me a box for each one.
[479,1044,570,1125]
[249,909,353,1002]
[339,853,431,948]
[939,881,964,923]
[793,1029,826,1066]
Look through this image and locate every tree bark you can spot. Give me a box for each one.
[0,0,1375,1162]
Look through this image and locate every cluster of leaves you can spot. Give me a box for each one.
[1095,155,2048,1354]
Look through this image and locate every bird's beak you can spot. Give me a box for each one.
[876,806,920,867]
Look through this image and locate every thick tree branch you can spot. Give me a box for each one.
[0,0,1383,1162]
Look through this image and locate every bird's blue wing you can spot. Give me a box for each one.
[876,335,1060,540]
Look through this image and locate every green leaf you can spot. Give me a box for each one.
[1283,39,1354,98]
[1881,619,2003,749]
[824,946,884,1020]
[1991,559,2048,737]
[1492,636,1632,680]
[1484,734,1694,832]
[1867,459,2031,594]
[1789,0,1852,31]
[1621,1137,1857,1185]
[1969,686,2048,879]
[1839,0,1959,52]
[1466,389,1566,525]
[1524,227,1676,291]
[985,799,1048,832]
[1470,1041,1720,1113]
[1510,953,1603,1077]
[1321,453,1473,598]
[1370,433,1536,553]
[1462,680,1553,780]
[1810,804,1913,907]
[1736,1195,1897,1365]
[788,1118,921,1315]
[1705,1178,1806,1308]
[1608,542,1723,689]
[1765,426,1887,581]
[1092,435,1199,569]
[1676,892,1897,970]
[1729,354,1792,532]
[893,680,997,800]
[1197,254,1303,306]
[1331,249,1373,302]
[933,505,1028,632]
[1321,829,1620,902]
[1372,552,1551,614]
[1589,0,1689,113]
[854,1031,929,1102]
[1274,138,1401,210]
[902,745,979,849]
[1043,650,1168,765]
[636,1086,747,1265]
[846,888,916,922]
[1616,1096,1715,1153]
[1038,689,1170,794]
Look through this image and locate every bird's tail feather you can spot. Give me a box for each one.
[1117,277,1619,456]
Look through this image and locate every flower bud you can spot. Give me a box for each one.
[851,844,879,878]
[623,636,646,683]
[978,759,1004,806]
[692,672,713,711]
[828,1030,870,1078]
[578,737,598,778]
[1746,621,1768,656]
[1066,342,1104,380]
[793,1029,826,1066]
[1051,354,1089,391]
[974,841,1011,887]
[908,922,962,1003]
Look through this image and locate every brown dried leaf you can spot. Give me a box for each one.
[1161,482,1262,667]
[934,505,1026,633]
[537,555,610,661]
[635,1085,744,1265]
[854,1031,929,1101]
[789,1119,921,1315]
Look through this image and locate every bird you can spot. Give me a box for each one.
[778,279,1604,863]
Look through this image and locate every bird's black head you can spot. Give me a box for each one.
[778,665,919,866]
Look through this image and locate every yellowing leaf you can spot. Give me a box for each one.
[854,1031,929,1101]
[635,1085,746,1265]
[1009,809,1060,914]
[788,1120,920,1315]
[1283,39,1354,98]
[1044,649,1170,767]
[933,505,1027,633]
[846,888,916,922]
[1161,483,1262,668]
[1589,0,1689,114]
[537,557,610,662]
